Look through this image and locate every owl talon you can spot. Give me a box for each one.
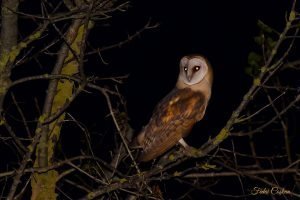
[182,145,199,157]
[179,138,199,157]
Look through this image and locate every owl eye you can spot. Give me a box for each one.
[183,67,188,71]
[193,66,201,72]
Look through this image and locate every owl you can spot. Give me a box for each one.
[134,55,213,162]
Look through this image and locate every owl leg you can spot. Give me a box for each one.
[178,138,190,148]
[178,138,199,157]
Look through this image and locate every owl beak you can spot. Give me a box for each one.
[187,75,192,82]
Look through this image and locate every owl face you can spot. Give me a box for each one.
[178,55,209,85]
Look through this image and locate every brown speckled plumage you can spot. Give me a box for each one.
[134,55,213,162]
[137,88,207,161]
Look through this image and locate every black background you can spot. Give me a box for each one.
[10,0,294,175]
[108,0,292,144]
[2,0,298,199]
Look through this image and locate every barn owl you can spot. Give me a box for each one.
[134,55,213,162]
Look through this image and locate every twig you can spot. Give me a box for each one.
[11,93,32,138]
[86,19,159,55]
[235,91,286,123]
[0,155,125,178]
[97,87,141,174]
[265,87,292,164]
[182,168,298,178]
[233,94,300,136]
[67,162,107,184]
[3,120,27,153]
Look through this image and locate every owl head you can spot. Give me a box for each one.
[178,55,211,86]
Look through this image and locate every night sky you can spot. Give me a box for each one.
[55,0,296,155]
[9,1,293,152]
[106,0,292,144]
[2,0,298,199]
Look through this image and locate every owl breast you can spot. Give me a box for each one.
[137,87,207,162]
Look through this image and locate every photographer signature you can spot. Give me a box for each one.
[250,187,291,196]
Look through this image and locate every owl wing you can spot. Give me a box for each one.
[138,88,207,162]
